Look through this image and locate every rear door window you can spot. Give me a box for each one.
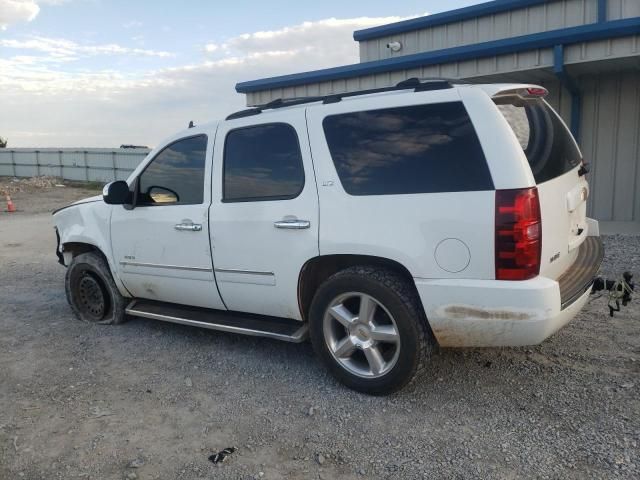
[495,98,582,184]
[322,102,493,196]
[223,123,305,202]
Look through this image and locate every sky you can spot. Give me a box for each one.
[0,0,486,147]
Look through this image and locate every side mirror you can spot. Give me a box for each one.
[103,181,131,205]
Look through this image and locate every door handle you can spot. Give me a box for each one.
[174,223,202,232]
[274,219,310,230]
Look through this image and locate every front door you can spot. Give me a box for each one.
[111,133,225,310]
[209,114,319,319]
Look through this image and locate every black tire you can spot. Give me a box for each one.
[65,252,127,325]
[309,266,434,395]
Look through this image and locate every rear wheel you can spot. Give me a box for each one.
[309,266,434,395]
[65,252,126,325]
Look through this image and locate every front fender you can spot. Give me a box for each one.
[53,200,130,297]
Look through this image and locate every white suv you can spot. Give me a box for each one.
[53,79,603,394]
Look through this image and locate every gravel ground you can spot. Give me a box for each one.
[1,181,639,480]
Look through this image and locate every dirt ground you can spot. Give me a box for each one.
[1,179,639,480]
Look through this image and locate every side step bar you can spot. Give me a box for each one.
[126,299,308,343]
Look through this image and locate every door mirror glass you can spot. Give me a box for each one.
[147,186,179,204]
[103,181,131,205]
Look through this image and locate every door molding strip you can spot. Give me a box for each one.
[120,261,212,272]
[214,268,274,276]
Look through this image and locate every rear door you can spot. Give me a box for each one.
[209,112,319,320]
[495,95,588,279]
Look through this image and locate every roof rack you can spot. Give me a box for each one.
[225,78,457,120]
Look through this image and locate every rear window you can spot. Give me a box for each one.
[322,102,493,196]
[495,98,582,184]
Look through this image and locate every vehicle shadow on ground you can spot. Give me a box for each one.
[119,314,550,400]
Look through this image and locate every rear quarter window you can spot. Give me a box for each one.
[322,102,493,196]
[495,98,582,184]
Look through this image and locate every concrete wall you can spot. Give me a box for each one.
[0,148,150,183]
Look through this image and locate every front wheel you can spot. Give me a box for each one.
[309,266,434,395]
[65,252,127,325]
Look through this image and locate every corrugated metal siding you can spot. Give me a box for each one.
[359,0,598,62]
[565,33,640,63]
[579,71,640,222]
[0,148,149,182]
[245,49,552,105]
[246,35,640,106]
[608,0,640,20]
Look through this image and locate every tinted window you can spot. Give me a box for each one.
[223,123,304,201]
[138,135,207,205]
[322,102,493,196]
[496,98,582,184]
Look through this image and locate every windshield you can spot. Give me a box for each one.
[495,97,582,184]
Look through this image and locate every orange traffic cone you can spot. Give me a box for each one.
[6,195,16,213]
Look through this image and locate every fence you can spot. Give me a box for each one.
[0,148,150,183]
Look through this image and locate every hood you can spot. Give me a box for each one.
[72,194,103,205]
[52,194,103,215]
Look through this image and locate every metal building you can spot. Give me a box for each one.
[236,0,640,232]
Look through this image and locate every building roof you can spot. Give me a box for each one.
[235,17,640,94]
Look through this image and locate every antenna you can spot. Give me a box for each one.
[188,121,195,128]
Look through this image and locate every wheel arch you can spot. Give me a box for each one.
[298,254,424,322]
[61,241,131,298]
[62,241,108,263]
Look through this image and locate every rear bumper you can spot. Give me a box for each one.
[558,236,604,309]
[415,235,604,347]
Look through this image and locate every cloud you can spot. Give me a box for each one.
[0,0,70,29]
[0,36,174,59]
[0,0,40,29]
[0,15,419,147]
[123,20,143,29]
[204,15,413,63]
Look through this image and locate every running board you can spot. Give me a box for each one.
[125,299,308,343]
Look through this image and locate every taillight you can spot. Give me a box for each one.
[495,187,541,280]
[525,87,548,97]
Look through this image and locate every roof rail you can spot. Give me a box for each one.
[225,78,454,120]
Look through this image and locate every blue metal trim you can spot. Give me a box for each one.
[236,18,640,93]
[552,44,565,75]
[553,44,581,140]
[598,0,607,23]
[353,0,549,41]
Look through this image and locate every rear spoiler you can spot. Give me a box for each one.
[473,83,549,99]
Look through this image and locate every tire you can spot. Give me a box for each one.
[309,266,434,395]
[65,252,127,325]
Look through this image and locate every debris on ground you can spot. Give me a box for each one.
[0,176,61,195]
[127,458,145,468]
[208,447,237,464]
